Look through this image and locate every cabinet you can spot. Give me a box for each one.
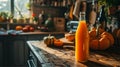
[0,35,28,67]
[0,41,3,66]
[8,36,28,66]
[0,32,65,67]
[0,35,29,67]
[12,40,25,65]
[0,36,7,66]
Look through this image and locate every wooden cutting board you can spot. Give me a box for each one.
[60,38,75,49]
[60,37,74,45]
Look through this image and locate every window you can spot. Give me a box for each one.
[0,0,29,18]
[14,0,30,18]
[0,0,10,12]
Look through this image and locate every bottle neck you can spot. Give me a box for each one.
[92,0,95,6]
[79,12,86,21]
[91,0,96,11]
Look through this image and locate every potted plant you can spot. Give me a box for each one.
[98,0,120,15]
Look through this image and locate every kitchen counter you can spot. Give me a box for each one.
[0,31,65,66]
[0,30,66,36]
[27,40,120,67]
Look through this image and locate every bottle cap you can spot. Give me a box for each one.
[79,12,86,15]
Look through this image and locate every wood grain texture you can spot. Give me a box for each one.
[27,40,120,67]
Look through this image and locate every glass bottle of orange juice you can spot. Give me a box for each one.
[75,11,89,62]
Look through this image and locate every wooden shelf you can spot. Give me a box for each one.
[31,5,67,17]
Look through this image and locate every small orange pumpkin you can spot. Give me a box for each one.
[101,32,114,46]
[99,37,110,50]
[89,30,97,41]
[90,39,99,50]
[15,25,23,31]
[54,39,63,47]
[43,35,55,47]
[89,27,114,50]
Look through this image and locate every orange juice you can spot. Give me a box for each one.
[75,12,89,62]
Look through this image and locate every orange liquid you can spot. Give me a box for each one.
[75,20,89,62]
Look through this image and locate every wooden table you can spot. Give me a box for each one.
[27,40,120,67]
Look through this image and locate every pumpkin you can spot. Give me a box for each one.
[54,39,63,47]
[89,29,97,41]
[89,27,114,50]
[15,25,23,31]
[89,39,99,50]
[22,27,29,32]
[65,33,75,42]
[101,32,114,46]
[29,27,35,32]
[43,35,56,47]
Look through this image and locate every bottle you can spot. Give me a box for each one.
[75,11,89,62]
[38,11,45,25]
[89,0,97,28]
[97,5,107,30]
